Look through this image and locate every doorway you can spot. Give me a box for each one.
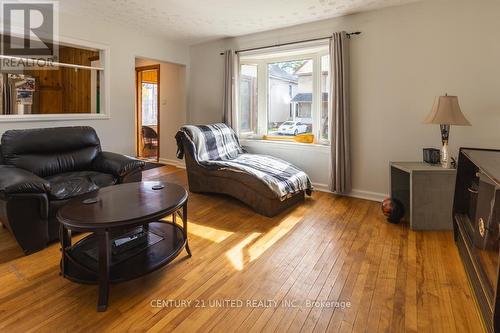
[136,65,160,161]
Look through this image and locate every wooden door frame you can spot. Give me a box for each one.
[135,64,160,162]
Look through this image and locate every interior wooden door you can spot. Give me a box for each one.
[135,65,160,161]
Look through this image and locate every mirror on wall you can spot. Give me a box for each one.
[0,36,105,117]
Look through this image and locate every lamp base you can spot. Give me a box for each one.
[441,141,451,168]
[440,124,451,168]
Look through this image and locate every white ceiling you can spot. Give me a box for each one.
[60,0,421,45]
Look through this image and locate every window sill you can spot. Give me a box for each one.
[0,113,110,122]
[240,138,330,153]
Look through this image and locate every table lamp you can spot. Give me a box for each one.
[423,94,471,168]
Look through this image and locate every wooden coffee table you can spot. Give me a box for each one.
[57,181,190,311]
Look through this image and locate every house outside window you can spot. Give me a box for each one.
[267,61,302,134]
[238,42,330,144]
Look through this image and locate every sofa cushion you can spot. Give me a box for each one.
[1,127,101,177]
[45,171,116,200]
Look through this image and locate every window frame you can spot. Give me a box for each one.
[0,35,110,122]
[239,49,330,145]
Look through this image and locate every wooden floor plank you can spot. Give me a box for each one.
[248,199,361,333]
[271,201,365,333]
[0,166,484,333]
[202,194,340,333]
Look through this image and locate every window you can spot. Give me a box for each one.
[239,64,258,132]
[320,55,330,140]
[238,43,330,144]
[141,82,158,126]
[0,35,107,120]
[267,59,312,136]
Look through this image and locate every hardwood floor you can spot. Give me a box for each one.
[0,166,483,332]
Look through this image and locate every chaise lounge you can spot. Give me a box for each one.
[175,123,312,217]
[0,126,145,254]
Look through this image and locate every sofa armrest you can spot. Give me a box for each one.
[92,152,145,178]
[0,165,50,195]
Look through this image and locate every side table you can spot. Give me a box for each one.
[390,162,456,230]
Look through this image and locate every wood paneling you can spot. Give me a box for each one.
[24,46,99,114]
[141,70,158,84]
[0,167,484,332]
[24,69,63,114]
[59,47,99,113]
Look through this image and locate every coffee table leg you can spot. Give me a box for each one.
[182,202,191,257]
[97,230,110,312]
[59,225,71,277]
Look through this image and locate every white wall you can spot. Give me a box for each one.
[0,10,190,156]
[188,0,500,200]
[135,58,187,163]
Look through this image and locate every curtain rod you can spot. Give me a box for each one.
[219,32,361,55]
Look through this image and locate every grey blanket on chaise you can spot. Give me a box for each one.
[176,123,313,200]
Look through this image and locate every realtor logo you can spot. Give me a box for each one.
[1,0,59,69]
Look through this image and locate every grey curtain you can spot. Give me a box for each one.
[222,49,238,128]
[329,31,351,194]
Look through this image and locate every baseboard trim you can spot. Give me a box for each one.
[312,182,387,202]
[311,183,331,193]
[349,189,387,202]
[159,158,186,169]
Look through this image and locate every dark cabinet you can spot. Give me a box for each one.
[453,148,500,333]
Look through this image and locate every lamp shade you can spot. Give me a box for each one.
[424,95,471,126]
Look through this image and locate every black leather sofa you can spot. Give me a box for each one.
[0,126,145,254]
